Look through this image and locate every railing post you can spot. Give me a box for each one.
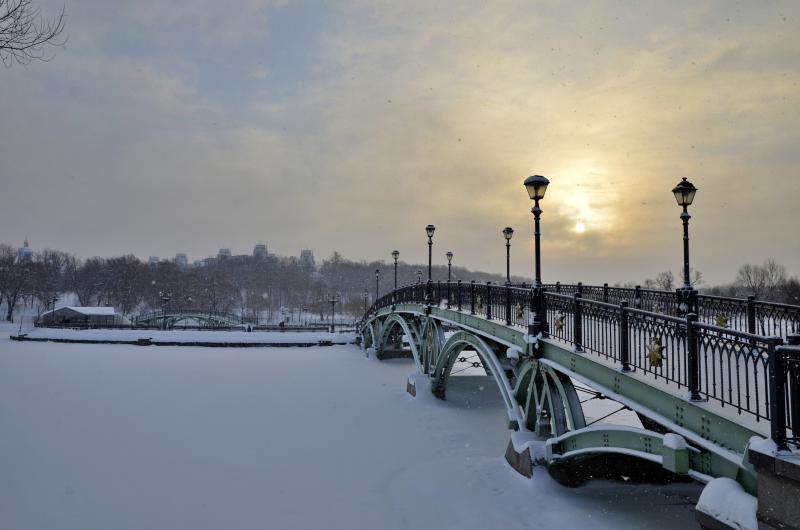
[470,280,476,315]
[573,292,583,352]
[787,335,800,444]
[577,282,583,296]
[686,313,702,401]
[747,295,756,335]
[556,281,561,293]
[505,283,512,326]
[603,283,609,303]
[634,285,642,309]
[446,280,450,308]
[768,337,788,449]
[486,282,492,320]
[620,301,631,372]
[457,280,462,311]
[436,280,441,306]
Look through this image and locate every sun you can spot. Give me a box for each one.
[575,220,586,234]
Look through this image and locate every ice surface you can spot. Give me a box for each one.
[0,323,702,530]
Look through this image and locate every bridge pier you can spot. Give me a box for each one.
[747,443,800,530]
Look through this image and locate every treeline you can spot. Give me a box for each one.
[1,242,797,323]
[634,258,800,304]
[0,245,515,322]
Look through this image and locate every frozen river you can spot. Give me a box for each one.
[0,328,700,529]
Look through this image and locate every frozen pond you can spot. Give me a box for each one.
[0,328,700,529]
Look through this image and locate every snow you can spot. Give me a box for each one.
[18,327,355,345]
[696,478,757,530]
[663,433,688,451]
[42,306,117,316]
[0,324,702,530]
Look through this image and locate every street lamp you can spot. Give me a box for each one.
[524,174,550,336]
[425,224,435,304]
[672,177,699,313]
[446,251,453,281]
[375,268,381,300]
[327,294,338,333]
[362,289,369,316]
[392,250,400,290]
[503,227,514,285]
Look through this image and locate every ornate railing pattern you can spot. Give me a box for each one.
[541,283,800,338]
[366,281,800,449]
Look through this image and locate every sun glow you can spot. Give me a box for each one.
[575,220,586,233]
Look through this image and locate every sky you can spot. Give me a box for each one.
[1,0,798,285]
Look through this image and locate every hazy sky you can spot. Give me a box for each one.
[1,1,798,285]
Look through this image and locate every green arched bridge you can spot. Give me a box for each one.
[359,281,800,522]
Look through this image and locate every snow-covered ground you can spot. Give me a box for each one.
[0,323,700,530]
[16,327,356,345]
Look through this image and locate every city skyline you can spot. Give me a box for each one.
[1,1,799,285]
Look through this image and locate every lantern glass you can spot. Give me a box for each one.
[425,224,436,238]
[523,175,550,200]
[672,177,698,207]
[446,251,453,262]
[392,250,399,260]
[503,227,514,240]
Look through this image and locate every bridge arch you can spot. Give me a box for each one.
[514,359,586,437]
[375,313,422,371]
[430,331,523,428]
[419,317,445,374]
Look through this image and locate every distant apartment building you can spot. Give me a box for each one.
[218,248,232,260]
[300,249,315,268]
[175,253,188,269]
[253,244,268,259]
[18,238,33,263]
[148,256,160,268]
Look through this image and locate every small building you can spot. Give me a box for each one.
[40,306,123,327]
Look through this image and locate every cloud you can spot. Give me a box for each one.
[1,0,799,285]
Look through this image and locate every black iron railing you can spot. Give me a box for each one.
[361,281,800,449]
[543,283,800,338]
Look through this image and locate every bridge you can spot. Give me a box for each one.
[134,308,243,329]
[359,281,800,527]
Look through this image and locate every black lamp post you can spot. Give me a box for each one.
[524,175,550,335]
[159,290,171,330]
[446,251,453,281]
[375,268,380,300]
[425,224,435,305]
[672,177,699,314]
[362,289,369,316]
[503,227,514,285]
[392,250,400,290]
[327,294,337,333]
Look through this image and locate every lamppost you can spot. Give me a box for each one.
[392,250,400,290]
[446,251,453,281]
[159,290,171,330]
[672,177,698,314]
[524,175,550,336]
[503,227,514,285]
[425,225,435,305]
[375,268,380,300]
[362,289,369,316]
[327,294,337,333]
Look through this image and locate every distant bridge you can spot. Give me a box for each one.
[359,281,800,523]
[134,308,242,328]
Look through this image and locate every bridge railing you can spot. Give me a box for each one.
[361,281,800,449]
[542,282,800,339]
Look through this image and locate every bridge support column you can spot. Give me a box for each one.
[748,444,800,530]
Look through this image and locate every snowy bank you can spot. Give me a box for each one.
[13,327,356,347]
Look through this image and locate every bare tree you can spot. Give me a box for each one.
[0,0,65,66]
[736,258,787,300]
